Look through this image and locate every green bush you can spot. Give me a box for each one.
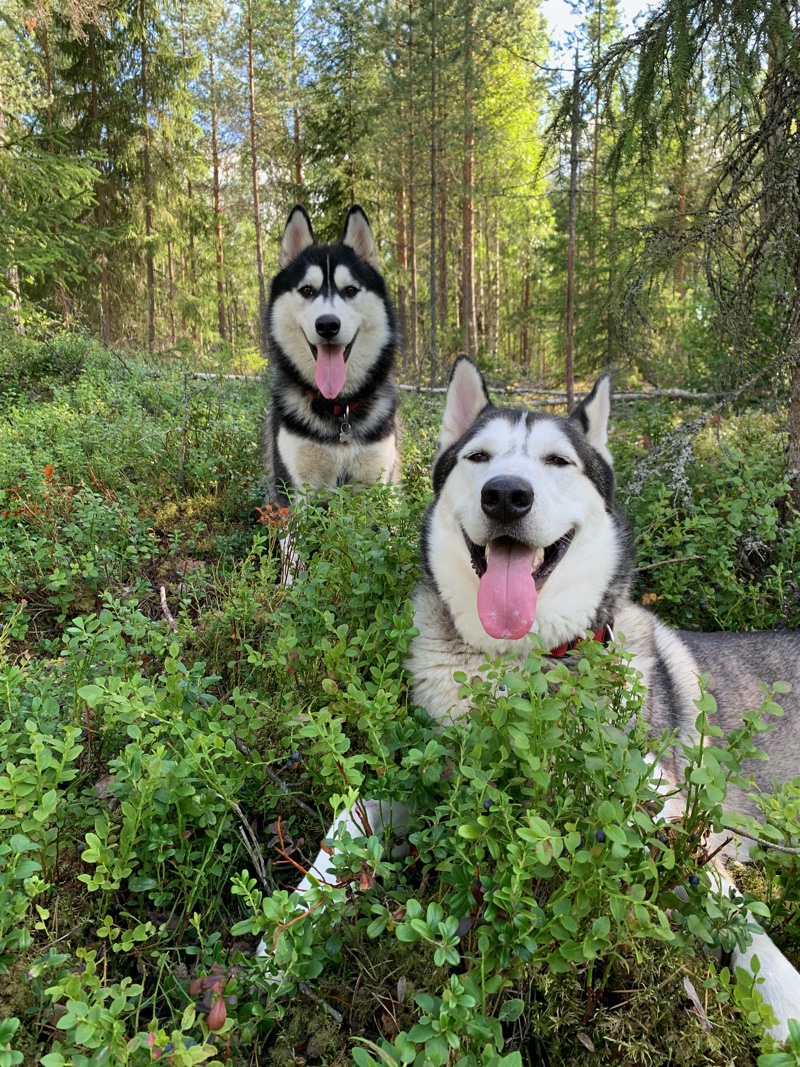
[1,333,799,1066]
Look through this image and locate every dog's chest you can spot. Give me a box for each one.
[276,425,395,490]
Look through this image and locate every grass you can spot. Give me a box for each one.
[0,330,799,1066]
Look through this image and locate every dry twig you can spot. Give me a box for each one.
[159,585,178,632]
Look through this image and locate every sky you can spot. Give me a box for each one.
[540,0,650,54]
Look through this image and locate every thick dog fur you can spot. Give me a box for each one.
[262,357,800,1038]
[263,205,399,506]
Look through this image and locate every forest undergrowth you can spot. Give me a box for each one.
[1,332,800,1066]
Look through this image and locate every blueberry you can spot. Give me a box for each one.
[578,836,586,849]
[713,583,722,592]
[152,719,161,726]
[284,759,295,771]
[292,752,301,762]
[655,833,667,844]
[77,843,85,855]
[699,598,707,611]
[163,1045,174,1054]
[595,829,606,844]
[689,874,700,887]
[482,798,493,812]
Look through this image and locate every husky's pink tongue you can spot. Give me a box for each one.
[477,538,537,640]
[315,344,347,399]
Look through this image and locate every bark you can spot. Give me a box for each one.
[246,0,268,353]
[606,173,617,368]
[489,218,499,357]
[88,28,111,343]
[428,0,437,386]
[167,236,176,344]
[140,0,156,349]
[460,0,478,358]
[437,174,447,336]
[209,46,227,341]
[407,0,418,373]
[520,259,531,375]
[790,346,800,512]
[292,19,303,195]
[675,94,688,291]
[565,55,580,412]
[396,175,409,372]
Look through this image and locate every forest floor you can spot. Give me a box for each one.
[1,333,799,1066]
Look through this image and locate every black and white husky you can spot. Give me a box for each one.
[263,357,800,1038]
[263,205,399,507]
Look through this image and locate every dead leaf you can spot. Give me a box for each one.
[577,1033,596,1052]
[357,867,375,891]
[207,994,227,1032]
[683,976,712,1032]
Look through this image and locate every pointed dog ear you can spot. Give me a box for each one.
[279,205,315,268]
[569,374,612,463]
[341,205,379,269]
[438,356,491,453]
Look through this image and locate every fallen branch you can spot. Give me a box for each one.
[636,555,702,572]
[397,382,728,401]
[299,981,344,1024]
[159,586,178,632]
[263,764,319,820]
[230,799,271,890]
[153,371,727,404]
[733,827,800,856]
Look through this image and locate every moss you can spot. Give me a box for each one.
[521,946,759,1066]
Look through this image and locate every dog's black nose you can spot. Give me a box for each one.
[315,314,341,340]
[481,476,534,522]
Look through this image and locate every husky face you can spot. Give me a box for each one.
[269,206,394,400]
[424,357,627,652]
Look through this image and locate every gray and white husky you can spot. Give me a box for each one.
[264,356,800,1038]
[263,205,399,507]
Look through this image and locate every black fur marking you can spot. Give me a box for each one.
[589,511,635,626]
[264,212,400,501]
[432,405,615,511]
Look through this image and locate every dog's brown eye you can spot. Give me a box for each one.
[545,454,572,467]
[298,285,315,298]
[466,451,490,463]
[343,285,360,298]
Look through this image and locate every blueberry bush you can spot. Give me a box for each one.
[0,330,798,1066]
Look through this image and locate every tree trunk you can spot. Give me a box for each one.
[520,257,531,376]
[489,217,499,358]
[88,28,111,343]
[461,0,477,358]
[437,173,447,338]
[292,17,303,195]
[606,172,617,368]
[565,54,580,412]
[246,0,268,353]
[675,126,687,290]
[209,46,227,341]
[789,346,800,512]
[167,235,176,345]
[396,175,409,372]
[140,0,156,349]
[428,0,437,386]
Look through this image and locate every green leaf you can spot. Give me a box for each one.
[498,998,525,1021]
